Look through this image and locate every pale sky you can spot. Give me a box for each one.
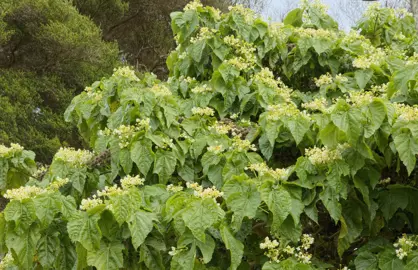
[264,0,406,30]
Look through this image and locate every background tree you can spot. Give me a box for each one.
[0,0,119,162]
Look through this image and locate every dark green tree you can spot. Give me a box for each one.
[0,0,120,162]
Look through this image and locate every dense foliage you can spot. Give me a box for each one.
[0,0,120,162]
[3,1,418,269]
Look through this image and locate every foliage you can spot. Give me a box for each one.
[0,0,120,162]
[3,1,418,269]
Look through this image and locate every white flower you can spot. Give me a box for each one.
[49,177,69,191]
[120,175,144,189]
[150,84,172,97]
[54,147,94,167]
[166,184,184,193]
[112,66,140,81]
[305,145,345,165]
[191,106,215,116]
[0,252,14,269]
[80,196,104,211]
[4,186,46,201]
[231,136,257,152]
[0,143,24,157]
[207,145,224,154]
[186,182,223,200]
[184,0,203,11]
[314,73,333,87]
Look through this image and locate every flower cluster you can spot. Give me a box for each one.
[252,68,278,89]
[184,0,203,11]
[33,165,48,179]
[226,57,253,71]
[335,74,348,83]
[186,182,223,200]
[260,237,280,262]
[191,106,215,116]
[353,47,386,69]
[4,186,46,201]
[150,84,172,97]
[294,27,337,40]
[112,125,137,148]
[97,185,124,197]
[85,86,103,102]
[293,234,314,264]
[371,83,388,95]
[0,252,14,269]
[191,84,213,94]
[314,73,333,87]
[0,143,24,157]
[406,53,418,66]
[166,184,184,193]
[190,27,217,44]
[207,145,224,154]
[302,98,327,112]
[227,5,256,23]
[230,136,257,152]
[346,91,375,107]
[108,119,150,148]
[54,147,94,167]
[80,195,103,211]
[305,145,344,166]
[210,121,233,135]
[120,175,144,189]
[300,0,329,25]
[266,103,306,121]
[112,66,140,81]
[268,22,288,41]
[49,177,69,191]
[168,246,179,256]
[394,103,418,122]
[394,234,417,260]
[224,35,256,64]
[246,163,288,180]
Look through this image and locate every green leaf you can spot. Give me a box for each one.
[260,184,291,229]
[67,212,101,250]
[393,131,418,175]
[222,178,261,231]
[154,150,177,184]
[181,198,224,242]
[220,224,244,270]
[283,8,303,27]
[364,100,386,138]
[87,241,124,270]
[131,140,154,176]
[119,148,133,174]
[33,192,62,227]
[390,64,418,98]
[4,199,36,230]
[286,116,310,145]
[6,223,40,269]
[171,243,196,270]
[140,244,165,270]
[378,248,404,270]
[190,39,206,62]
[355,251,378,270]
[37,233,60,268]
[355,69,373,89]
[69,167,87,194]
[128,210,156,249]
[108,193,132,225]
[331,108,363,140]
[319,187,341,222]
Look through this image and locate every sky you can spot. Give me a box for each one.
[264,0,403,30]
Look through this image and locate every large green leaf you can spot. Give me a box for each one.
[6,223,40,269]
[181,198,224,242]
[37,233,60,268]
[87,241,124,270]
[154,150,177,184]
[393,131,418,175]
[128,210,156,249]
[355,251,378,270]
[222,178,261,231]
[67,212,101,250]
[260,184,291,230]
[220,224,244,270]
[131,140,154,176]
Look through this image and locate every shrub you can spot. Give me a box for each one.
[2,1,418,269]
